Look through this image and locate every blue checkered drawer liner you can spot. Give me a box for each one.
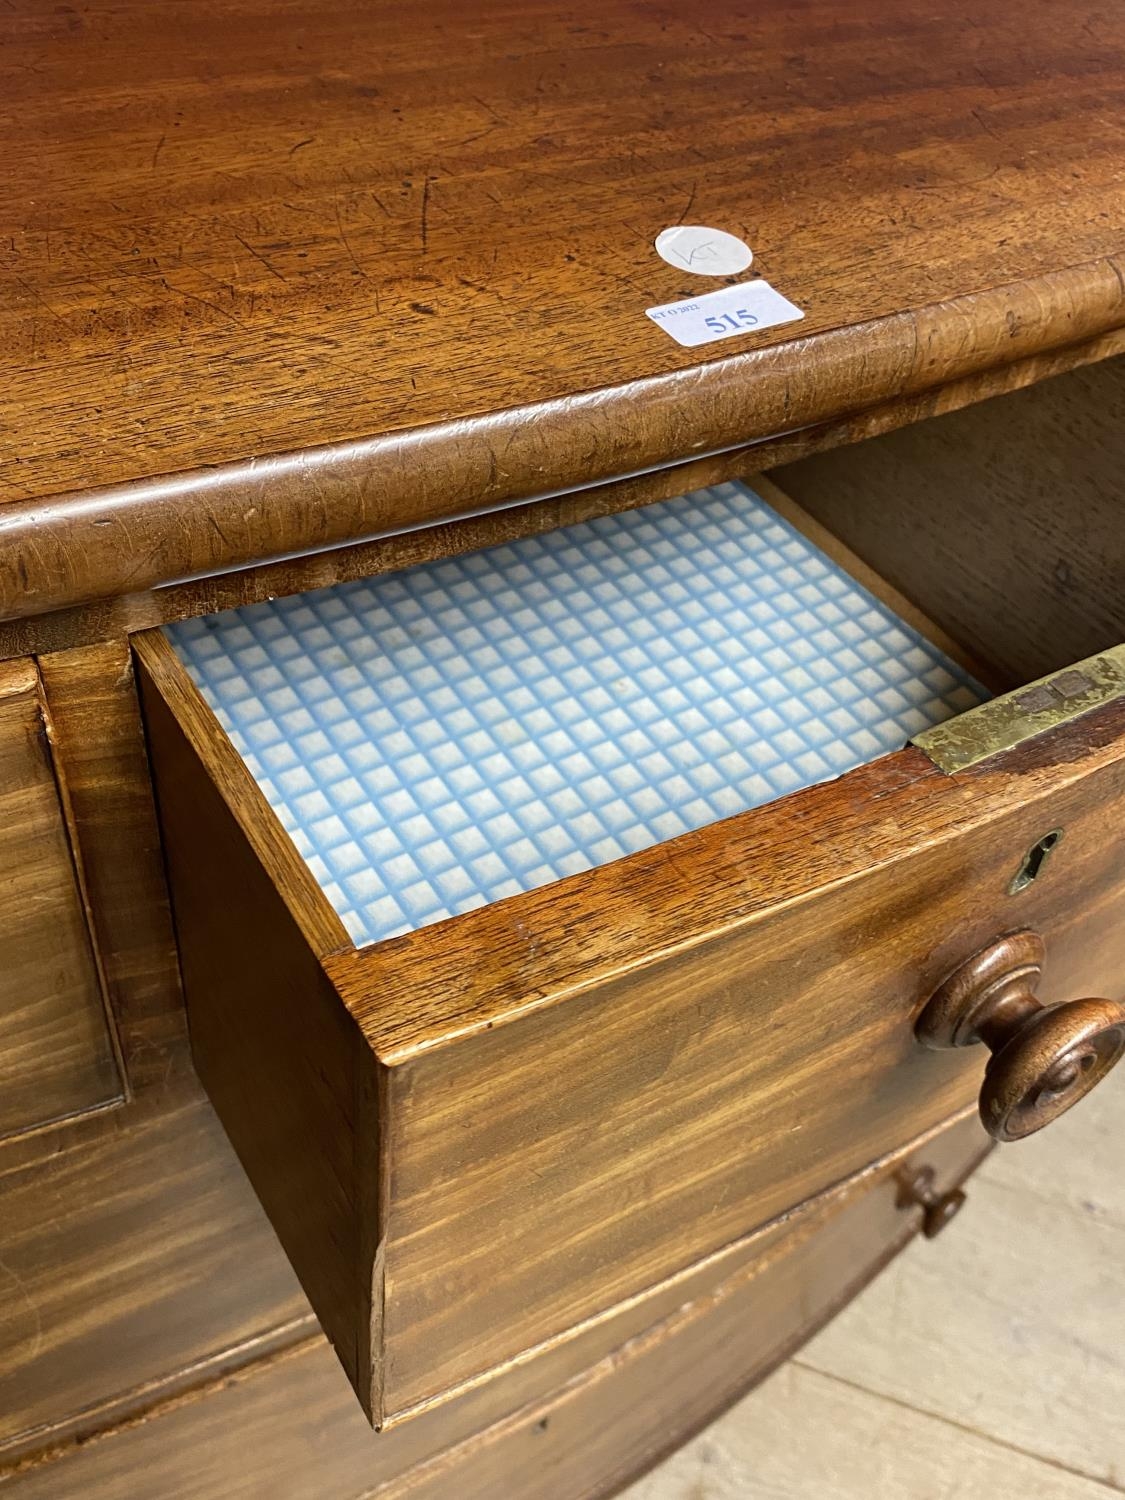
[168,481,987,947]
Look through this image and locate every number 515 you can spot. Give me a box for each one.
[705,309,759,334]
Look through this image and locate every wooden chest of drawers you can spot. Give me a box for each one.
[134,466,1125,1427]
[2,0,1124,1493]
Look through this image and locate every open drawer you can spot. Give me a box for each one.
[135,477,1125,1428]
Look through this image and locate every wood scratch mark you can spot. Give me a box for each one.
[208,513,231,548]
[334,195,370,280]
[458,123,502,149]
[420,176,431,252]
[13,275,71,331]
[232,231,288,284]
[0,1256,42,1361]
[151,133,166,170]
[161,276,243,326]
[971,107,1000,141]
[469,93,504,126]
[288,136,314,157]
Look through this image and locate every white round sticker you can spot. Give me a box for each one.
[654,225,753,277]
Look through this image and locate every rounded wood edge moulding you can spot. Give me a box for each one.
[0,254,1121,626]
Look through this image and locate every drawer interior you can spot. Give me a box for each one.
[774,356,1125,688]
[167,480,988,947]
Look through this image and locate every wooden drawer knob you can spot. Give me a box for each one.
[915,930,1125,1143]
[896,1165,967,1239]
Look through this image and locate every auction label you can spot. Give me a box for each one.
[646,280,804,348]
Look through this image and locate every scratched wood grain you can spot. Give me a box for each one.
[4,0,1123,501]
[0,1116,990,1498]
[36,640,187,1090]
[0,0,1123,616]
[0,659,123,1142]
[0,1092,312,1460]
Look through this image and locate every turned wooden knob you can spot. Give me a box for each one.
[915,931,1125,1143]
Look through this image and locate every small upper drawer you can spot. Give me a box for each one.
[135,481,1125,1427]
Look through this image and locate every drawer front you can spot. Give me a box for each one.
[0,1112,990,1500]
[347,717,1125,1413]
[136,633,1125,1426]
[0,659,123,1141]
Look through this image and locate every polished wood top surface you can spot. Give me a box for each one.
[2,0,1123,615]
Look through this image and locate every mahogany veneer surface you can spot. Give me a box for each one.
[0,0,1123,616]
[2,3,1124,1494]
[0,1115,991,1499]
[0,659,123,1142]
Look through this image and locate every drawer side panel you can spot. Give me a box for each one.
[136,640,381,1418]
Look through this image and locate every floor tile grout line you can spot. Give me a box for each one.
[790,1359,1125,1495]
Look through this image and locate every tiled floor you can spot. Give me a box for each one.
[626,1076,1125,1499]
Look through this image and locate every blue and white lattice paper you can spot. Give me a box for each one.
[169,482,986,946]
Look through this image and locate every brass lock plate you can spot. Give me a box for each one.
[913,644,1125,774]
